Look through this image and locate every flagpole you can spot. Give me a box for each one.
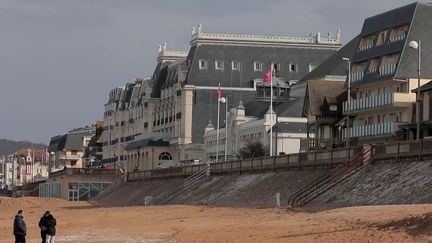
[216,84,221,162]
[270,64,273,156]
[224,97,228,162]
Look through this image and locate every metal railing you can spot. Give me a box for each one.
[288,145,372,208]
[379,63,397,76]
[49,168,116,178]
[126,147,360,181]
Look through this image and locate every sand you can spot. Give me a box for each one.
[1,197,432,242]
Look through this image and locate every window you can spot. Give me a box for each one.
[144,122,148,128]
[289,63,298,73]
[254,61,263,71]
[273,63,281,72]
[308,63,318,72]
[159,152,172,161]
[231,60,240,70]
[199,59,208,70]
[215,60,224,70]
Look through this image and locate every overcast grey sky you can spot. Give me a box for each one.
[0,0,416,143]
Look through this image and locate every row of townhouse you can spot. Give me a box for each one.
[303,2,432,149]
[100,24,343,171]
[0,148,49,190]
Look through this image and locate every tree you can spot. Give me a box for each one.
[238,139,266,159]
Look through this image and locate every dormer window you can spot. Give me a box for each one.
[389,25,408,43]
[329,105,338,111]
[215,60,224,71]
[254,61,262,71]
[289,63,298,73]
[358,35,374,51]
[231,60,240,70]
[308,63,318,72]
[199,59,208,70]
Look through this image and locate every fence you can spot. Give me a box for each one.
[127,147,361,181]
[49,168,116,178]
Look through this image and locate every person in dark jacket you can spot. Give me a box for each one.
[13,209,26,243]
[45,213,57,243]
[38,211,50,243]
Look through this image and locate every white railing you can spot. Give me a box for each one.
[344,92,393,113]
[190,25,341,45]
[58,155,81,160]
[389,34,406,43]
[379,63,397,76]
[342,122,396,138]
[351,70,365,82]
[358,43,373,51]
[343,92,414,113]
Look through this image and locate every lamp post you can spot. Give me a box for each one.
[409,40,421,140]
[342,57,351,147]
[220,97,228,162]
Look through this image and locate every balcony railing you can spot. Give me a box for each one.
[351,70,365,82]
[389,34,406,43]
[358,43,373,51]
[379,63,397,76]
[343,122,397,138]
[58,155,82,160]
[343,92,415,113]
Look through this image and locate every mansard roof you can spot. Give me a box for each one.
[300,35,359,83]
[350,2,432,87]
[183,43,340,88]
[244,98,304,118]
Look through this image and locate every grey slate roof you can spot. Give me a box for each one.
[304,80,345,116]
[244,98,304,118]
[64,130,94,151]
[350,3,432,87]
[300,35,359,83]
[272,122,307,134]
[184,44,339,88]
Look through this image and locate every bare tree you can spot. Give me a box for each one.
[238,139,267,159]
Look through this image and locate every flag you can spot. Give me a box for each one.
[262,68,272,83]
[217,83,222,98]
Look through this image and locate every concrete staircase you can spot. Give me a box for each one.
[159,164,210,205]
[92,175,127,201]
[288,145,373,208]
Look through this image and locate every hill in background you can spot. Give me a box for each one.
[0,139,46,156]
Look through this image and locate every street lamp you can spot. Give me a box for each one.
[342,57,351,147]
[409,40,421,140]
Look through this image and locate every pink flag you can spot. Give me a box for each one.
[217,83,222,98]
[262,68,272,83]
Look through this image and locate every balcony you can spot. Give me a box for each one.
[58,155,82,160]
[379,63,397,76]
[350,63,397,84]
[388,34,406,43]
[343,92,415,114]
[343,122,398,138]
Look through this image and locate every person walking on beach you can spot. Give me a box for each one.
[45,212,57,243]
[38,211,50,243]
[13,209,27,243]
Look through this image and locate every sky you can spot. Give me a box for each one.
[0,0,416,143]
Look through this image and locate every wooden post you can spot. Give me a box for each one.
[260,157,263,172]
[313,151,317,169]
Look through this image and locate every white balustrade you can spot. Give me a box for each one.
[379,63,397,76]
[389,34,406,43]
[344,92,395,113]
[343,122,395,138]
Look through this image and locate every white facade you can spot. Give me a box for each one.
[204,104,307,160]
